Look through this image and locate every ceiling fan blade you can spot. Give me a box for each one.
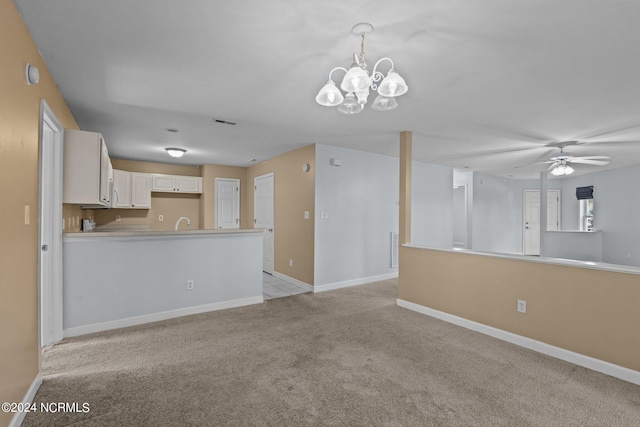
[576,120,640,141]
[571,155,610,160]
[570,159,610,166]
[513,160,554,169]
[577,140,639,147]
[446,145,544,160]
[547,163,558,171]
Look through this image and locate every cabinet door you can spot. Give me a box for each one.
[151,174,176,191]
[131,173,151,208]
[112,170,132,208]
[99,139,111,204]
[176,176,201,193]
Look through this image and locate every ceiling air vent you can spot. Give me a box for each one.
[212,118,236,126]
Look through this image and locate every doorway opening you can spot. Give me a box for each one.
[452,185,467,249]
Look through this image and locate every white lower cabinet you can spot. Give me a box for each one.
[113,170,151,209]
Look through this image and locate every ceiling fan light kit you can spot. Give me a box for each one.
[315,23,408,114]
[550,162,574,176]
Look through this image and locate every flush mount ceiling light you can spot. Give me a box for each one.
[315,23,408,114]
[165,148,186,158]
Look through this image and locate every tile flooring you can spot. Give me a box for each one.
[263,272,310,300]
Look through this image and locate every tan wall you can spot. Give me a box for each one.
[200,164,248,229]
[398,247,640,372]
[93,159,201,230]
[247,145,315,285]
[0,1,79,424]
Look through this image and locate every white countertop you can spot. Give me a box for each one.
[403,244,640,276]
[64,228,265,239]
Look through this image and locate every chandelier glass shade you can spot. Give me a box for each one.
[315,80,344,106]
[315,23,408,114]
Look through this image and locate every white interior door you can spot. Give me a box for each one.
[254,173,274,274]
[216,178,240,229]
[523,189,561,255]
[39,100,64,347]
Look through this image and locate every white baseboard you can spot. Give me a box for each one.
[272,271,314,292]
[314,272,398,293]
[9,374,42,427]
[397,299,640,386]
[64,296,264,338]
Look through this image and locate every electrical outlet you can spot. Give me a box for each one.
[186,280,194,290]
[517,300,527,313]
[289,259,293,267]
[304,211,309,219]
[24,205,30,225]
[115,215,121,222]
[159,215,164,222]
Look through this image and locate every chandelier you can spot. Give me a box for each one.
[315,23,408,114]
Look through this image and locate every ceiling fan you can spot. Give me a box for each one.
[530,147,610,176]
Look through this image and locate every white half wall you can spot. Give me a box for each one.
[314,144,399,286]
[63,233,263,331]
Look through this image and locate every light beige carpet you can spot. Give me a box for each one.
[24,279,640,426]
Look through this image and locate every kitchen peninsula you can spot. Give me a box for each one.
[63,229,264,337]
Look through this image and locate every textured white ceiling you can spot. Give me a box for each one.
[15,0,640,178]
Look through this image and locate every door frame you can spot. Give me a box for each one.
[215,177,240,229]
[254,173,274,274]
[38,99,64,348]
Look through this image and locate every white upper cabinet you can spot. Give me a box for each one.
[112,169,132,208]
[112,170,151,209]
[131,173,152,208]
[151,174,202,193]
[151,174,175,192]
[63,129,112,208]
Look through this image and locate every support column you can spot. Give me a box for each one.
[399,131,412,245]
[539,171,548,256]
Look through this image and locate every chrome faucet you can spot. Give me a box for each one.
[175,216,191,230]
